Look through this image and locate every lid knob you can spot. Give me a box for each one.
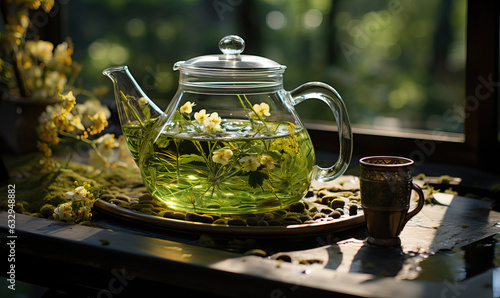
[219,35,245,58]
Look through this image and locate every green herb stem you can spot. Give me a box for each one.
[120,91,145,128]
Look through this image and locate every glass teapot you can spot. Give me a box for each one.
[103,35,352,214]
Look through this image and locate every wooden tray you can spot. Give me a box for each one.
[94,199,365,238]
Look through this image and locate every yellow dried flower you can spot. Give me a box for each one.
[37,140,48,153]
[26,40,53,64]
[88,111,108,135]
[25,0,42,10]
[41,0,55,12]
[39,156,54,171]
[23,0,54,12]
[37,120,59,145]
[51,41,73,68]
[19,14,29,30]
[36,141,52,157]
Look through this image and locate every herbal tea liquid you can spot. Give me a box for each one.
[138,121,315,214]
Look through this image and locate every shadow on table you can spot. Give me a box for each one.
[426,194,498,280]
[348,242,405,277]
[346,194,499,280]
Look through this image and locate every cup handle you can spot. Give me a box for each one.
[402,183,425,226]
[289,82,353,182]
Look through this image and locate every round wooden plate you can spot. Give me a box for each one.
[94,199,365,238]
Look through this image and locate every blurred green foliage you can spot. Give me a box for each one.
[68,0,465,133]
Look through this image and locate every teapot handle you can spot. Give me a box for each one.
[290,82,353,182]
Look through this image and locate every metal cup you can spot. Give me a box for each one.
[359,156,425,246]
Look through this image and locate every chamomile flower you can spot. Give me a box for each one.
[180,101,195,114]
[194,109,208,124]
[255,103,270,116]
[208,112,222,125]
[203,112,223,132]
[212,148,233,165]
[239,155,260,172]
[250,102,271,119]
[258,154,276,170]
[56,181,95,223]
[65,186,88,202]
[53,202,73,221]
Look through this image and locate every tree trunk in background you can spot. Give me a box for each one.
[327,0,339,65]
[237,0,260,54]
[429,0,452,77]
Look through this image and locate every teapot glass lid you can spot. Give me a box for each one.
[174,35,286,72]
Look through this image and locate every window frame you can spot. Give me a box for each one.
[306,0,499,172]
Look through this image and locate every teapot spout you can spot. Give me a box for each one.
[103,66,163,162]
[103,66,163,128]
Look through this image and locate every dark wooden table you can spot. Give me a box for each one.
[1,189,499,298]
